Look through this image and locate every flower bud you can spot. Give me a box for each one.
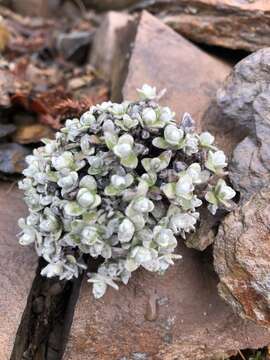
[164,125,184,145]
[77,188,95,208]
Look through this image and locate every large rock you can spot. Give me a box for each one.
[90,11,136,87]
[157,0,270,52]
[63,12,270,360]
[0,182,37,359]
[217,48,270,202]
[84,0,270,51]
[214,187,270,326]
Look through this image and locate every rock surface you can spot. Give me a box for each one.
[0,182,37,359]
[63,12,270,360]
[214,187,270,326]
[0,143,30,174]
[12,0,60,17]
[56,31,93,62]
[84,0,270,51]
[90,11,135,82]
[217,48,270,202]
[157,0,270,52]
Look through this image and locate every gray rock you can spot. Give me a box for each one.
[0,143,30,174]
[214,187,270,326]
[217,48,270,202]
[89,11,137,99]
[56,31,93,62]
[0,124,16,138]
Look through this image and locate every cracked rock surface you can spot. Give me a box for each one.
[214,187,270,326]
[217,48,270,202]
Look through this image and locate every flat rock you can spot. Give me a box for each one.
[217,48,270,202]
[90,11,135,83]
[157,0,270,52]
[0,143,30,174]
[84,0,270,52]
[214,187,270,326]
[56,31,93,62]
[0,182,37,359]
[12,123,54,144]
[64,12,270,360]
[0,124,16,138]
[12,0,60,17]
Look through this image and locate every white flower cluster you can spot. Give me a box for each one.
[18,84,235,298]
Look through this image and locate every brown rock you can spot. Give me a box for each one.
[83,0,139,11]
[83,0,270,52]
[217,48,270,202]
[214,187,270,326]
[0,68,15,108]
[90,11,137,101]
[12,123,54,144]
[11,0,60,17]
[63,12,270,360]
[0,182,37,359]
[64,245,270,360]
[122,12,231,136]
[158,0,270,52]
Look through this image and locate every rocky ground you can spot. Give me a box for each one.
[0,1,270,360]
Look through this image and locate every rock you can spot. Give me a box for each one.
[64,245,270,360]
[0,124,16,138]
[122,12,232,141]
[0,182,37,359]
[63,12,270,360]
[83,0,270,52]
[12,0,60,17]
[90,12,135,83]
[0,68,15,108]
[214,187,270,326]
[217,48,270,202]
[12,123,54,144]
[83,0,139,11]
[0,143,30,174]
[157,0,270,52]
[185,209,220,251]
[56,31,93,63]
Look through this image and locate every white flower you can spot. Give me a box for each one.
[137,84,157,100]
[205,179,236,214]
[57,172,78,191]
[132,197,154,213]
[205,150,227,174]
[153,226,177,249]
[130,246,153,264]
[142,107,157,126]
[80,111,96,126]
[175,174,194,199]
[52,151,74,171]
[159,107,175,123]
[113,134,138,169]
[41,262,63,278]
[199,132,215,148]
[169,212,198,235]
[118,218,135,243]
[165,125,184,146]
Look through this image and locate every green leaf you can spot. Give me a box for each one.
[161,183,176,199]
[104,132,118,150]
[121,153,138,169]
[152,137,168,149]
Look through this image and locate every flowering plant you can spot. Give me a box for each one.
[18,85,235,298]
